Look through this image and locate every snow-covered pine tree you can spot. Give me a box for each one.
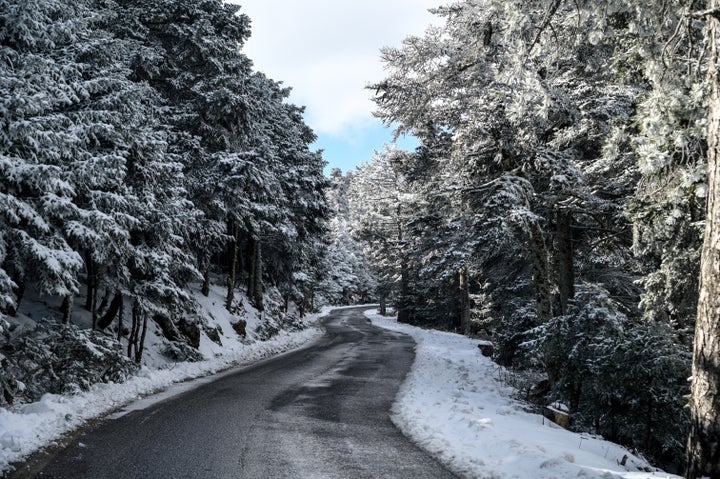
[371,0,640,349]
[320,169,376,307]
[271,115,330,310]
[110,0,329,319]
[108,0,254,309]
[0,0,91,314]
[348,146,418,322]
[370,0,694,468]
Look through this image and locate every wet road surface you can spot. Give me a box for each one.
[8,307,456,478]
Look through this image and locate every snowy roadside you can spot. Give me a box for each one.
[366,310,682,479]
[0,307,331,475]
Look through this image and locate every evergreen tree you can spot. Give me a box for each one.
[349,146,416,321]
[322,169,376,306]
[367,0,700,468]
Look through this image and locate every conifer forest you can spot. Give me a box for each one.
[2,0,720,477]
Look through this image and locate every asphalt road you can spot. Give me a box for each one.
[9,307,456,479]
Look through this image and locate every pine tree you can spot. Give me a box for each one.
[349,146,417,321]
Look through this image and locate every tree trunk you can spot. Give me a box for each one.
[91,281,98,330]
[135,311,148,364]
[201,256,211,297]
[247,238,255,301]
[397,264,410,323]
[396,217,411,323]
[84,251,95,312]
[117,294,124,341]
[247,237,264,309]
[687,5,720,477]
[380,294,387,316]
[459,267,471,335]
[555,210,574,316]
[529,220,552,323]
[253,240,263,310]
[97,293,122,330]
[61,295,73,324]
[128,300,140,359]
[85,251,98,330]
[226,224,238,312]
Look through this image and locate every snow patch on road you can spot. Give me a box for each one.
[366,310,682,479]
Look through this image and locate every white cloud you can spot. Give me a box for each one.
[231,0,443,136]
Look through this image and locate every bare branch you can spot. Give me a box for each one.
[687,8,720,20]
[530,0,562,53]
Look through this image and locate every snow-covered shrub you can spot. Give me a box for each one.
[523,283,690,471]
[585,321,690,472]
[161,341,203,362]
[1,320,136,405]
[254,288,306,340]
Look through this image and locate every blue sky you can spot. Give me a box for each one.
[234,0,442,175]
[313,124,420,175]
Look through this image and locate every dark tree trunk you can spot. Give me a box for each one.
[201,256,211,297]
[128,300,140,359]
[247,238,256,303]
[61,295,73,324]
[397,264,410,323]
[135,311,148,364]
[91,284,98,330]
[570,382,582,414]
[687,5,720,476]
[117,295,124,341]
[555,210,574,316]
[247,237,263,310]
[379,294,387,316]
[459,267,471,335]
[85,251,98,330]
[97,288,110,316]
[252,240,263,310]
[396,218,411,324]
[97,293,123,330]
[529,220,552,323]
[84,251,95,312]
[226,223,239,312]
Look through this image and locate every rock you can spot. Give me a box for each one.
[478,341,494,357]
[544,401,572,429]
[232,320,247,337]
[203,325,223,346]
[177,318,201,349]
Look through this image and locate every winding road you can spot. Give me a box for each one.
[10,307,456,478]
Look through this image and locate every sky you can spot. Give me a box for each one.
[233,0,444,175]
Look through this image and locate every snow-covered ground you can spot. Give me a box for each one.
[366,310,682,479]
[0,301,683,478]
[0,290,330,475]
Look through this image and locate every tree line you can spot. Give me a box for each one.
[337,1,720,475]
[0,0,330,363]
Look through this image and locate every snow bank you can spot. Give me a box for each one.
[0,305,330,474]
[366,310,681,479]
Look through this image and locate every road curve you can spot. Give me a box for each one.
[9,307,457,479]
